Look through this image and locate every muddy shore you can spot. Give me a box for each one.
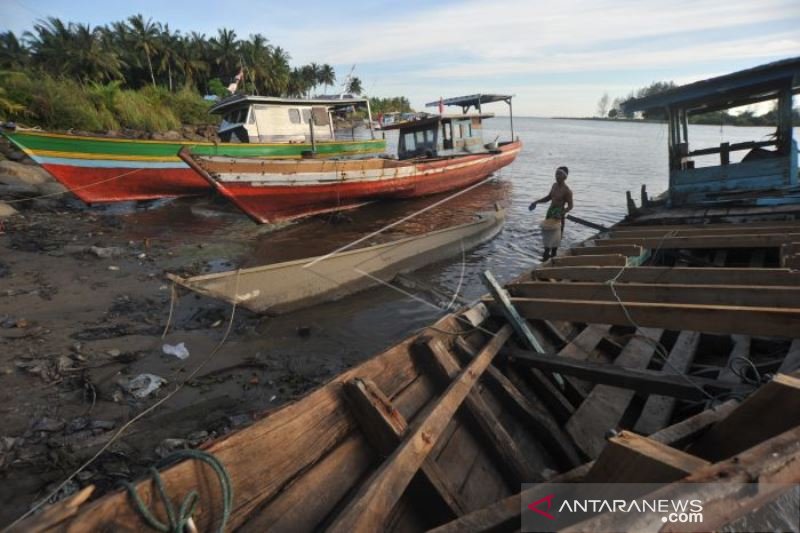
[0,139,509,525]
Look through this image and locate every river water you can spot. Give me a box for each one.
[119,118,785,357]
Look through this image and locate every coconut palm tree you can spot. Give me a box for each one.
[318,64,335,95]
[347,76,363,95]
[66,23,123,83]
[126,14,160,87]
[0,31,28,70]
[210,28,239,82]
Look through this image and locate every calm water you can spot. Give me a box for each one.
[120,118,787,350]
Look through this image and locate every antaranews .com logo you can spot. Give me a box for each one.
[520,483,799,533]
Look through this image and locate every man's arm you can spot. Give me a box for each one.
[529,186,554,211]
[564,190,574,213]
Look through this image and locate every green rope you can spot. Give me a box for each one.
[122,449,233,533]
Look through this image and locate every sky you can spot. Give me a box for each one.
[3,0,800,116]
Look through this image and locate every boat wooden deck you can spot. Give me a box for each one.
[15,215,800,532]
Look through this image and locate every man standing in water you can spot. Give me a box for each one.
[529,166,573,261]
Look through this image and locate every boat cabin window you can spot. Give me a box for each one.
[399,126,437,159]
[302,109,312,123]
[288,108,301,124]
[224,108,248,124]
[442,123,453,150]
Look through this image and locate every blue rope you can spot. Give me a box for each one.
[122,449,233,532]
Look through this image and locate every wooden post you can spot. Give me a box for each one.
[328,326,513,532]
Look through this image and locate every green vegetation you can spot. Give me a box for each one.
[369,96,413,115]
[0,14,399,132]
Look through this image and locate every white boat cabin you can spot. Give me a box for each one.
[382,114,494,159]
[210,95,374,144]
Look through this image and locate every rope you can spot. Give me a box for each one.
[122,449,233,533]
[5,272,242,531]
[162,283,178,339]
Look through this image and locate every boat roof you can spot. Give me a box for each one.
[380,113,494,131]
[623,57,800,114]
[210,95,370,114]
[425,94,513,109]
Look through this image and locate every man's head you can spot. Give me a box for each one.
[555,166,569,184]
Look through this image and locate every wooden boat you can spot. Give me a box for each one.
[168,207,505,314]
[180,94,522,223]
[12,61,800,533]
[0,97,384,204]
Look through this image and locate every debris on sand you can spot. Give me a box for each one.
[121,373,167,399]
[162,342,190,360]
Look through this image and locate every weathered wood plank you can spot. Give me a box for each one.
[552,324,613,396]
[509,281,800,308]
[688,373,800,462]
[633,330,700,435]
[481,271,543,353]
[508,349,750,401]
[427,401,738,533]
[492,297,800,338]
[569,245,644,257]
[531,266,800,285]
[598,232,800,249]
[343,378,467,517]
[328,326,513,533]
[778,339,800,374]
[717,335,750,383]
[453,337,582,470]
[610,224,800,239]
[583,430,709,483]
[550,254,628,267]
[562,424,800,533]
[418,337,541,485]
[564,328,664,458]
[507,366,575,423]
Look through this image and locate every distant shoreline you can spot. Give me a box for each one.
[552,116,667,124]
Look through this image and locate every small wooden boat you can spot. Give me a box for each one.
[180,94,522,223]
[13,61,800,533]
[0,97,384,203]
[168,207,506,314]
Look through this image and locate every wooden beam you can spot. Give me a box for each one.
[453,337,582,470]
[609,224,800,239]
[596,232,800,249]
[418,337,541,485]
[531,266,800,285]
[427,401,738,533]
[687,373,800,462]
[614,220,800,232]
[569,245,644,257]
[553,324,612,396]
[561,424,800,533]
[564,328,664,458]
[509,281,800,308]
[481,271,543,353]
[633,331,701,435]
[583,430,709,483]
[508,349,751,402]
[491,297,800,338]
[328,325,512,533]
[778,339,800,374]
[343,378,467,517]
[549,254,627,267]
[717,335,751,383]
[506,366,575,423]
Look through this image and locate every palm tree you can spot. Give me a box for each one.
[210,28,239,82]
[25,17,73,75]
[126,14,160,87]
[175,34,208,89]
[318,64,335,95]
[240,33,270,95]
[0,32,28,70]
[66,23,123,82]
[347,76,363,95]
[157,26,180,91]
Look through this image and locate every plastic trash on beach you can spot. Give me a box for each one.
[126,373,167,398]
[162,342,190,360]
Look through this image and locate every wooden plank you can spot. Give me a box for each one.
[564,328,664,458]
[508,349,750,401]
[569,245,643,257]
[561,424,800,533]
[507,366,575,423]
[549,254,627,267]
[717,335,750,383]
[509,281,800,308]
[453,337,582,470]
[597,232,800,249]
[418,337,541,485]
[493,297,800,338]
[343,378,467,517]
[688,373,800,461]
[614,219,800,232]
[427,401,737,533]
[531,266,800,285]
[328,326,513,533]
[552,324,613,396]
[481,271,543,353]
[610,224,800,238]
[778,339,800,374]
[633,331,701,435]
[583,431,709,483]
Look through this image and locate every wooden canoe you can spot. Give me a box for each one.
[168,207,505,314]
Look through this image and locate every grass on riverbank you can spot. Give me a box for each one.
[0,71,215,132]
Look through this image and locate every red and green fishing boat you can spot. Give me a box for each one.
[1,96,384,203]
